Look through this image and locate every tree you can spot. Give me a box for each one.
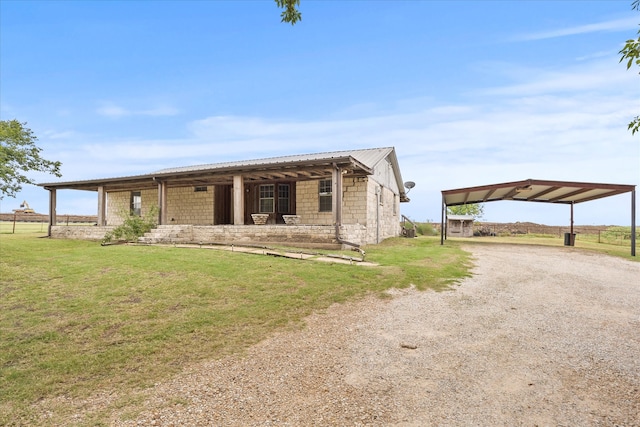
[619,0,640,135]
[276,0,301,25]
[447,203,485,220]
[0,120,62,199]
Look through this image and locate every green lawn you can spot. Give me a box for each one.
[0,221,48,234]
[447,232,638,261]
[0,233,471,425]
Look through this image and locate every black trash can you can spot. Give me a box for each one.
[564,232,576,246]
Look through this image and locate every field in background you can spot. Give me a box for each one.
[0,220,97,234]
[447,233,638,261]
[413,221,637,257]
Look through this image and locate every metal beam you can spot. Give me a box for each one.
[440,195,445,245]
[547,188,592,203]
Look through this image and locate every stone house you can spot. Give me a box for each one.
[39,147,410,249]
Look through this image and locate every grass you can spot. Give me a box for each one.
[0,221,48,234]
[0,232,472,425]
[0,221,96,234]
[449,232,639,262]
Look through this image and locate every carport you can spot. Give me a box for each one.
[440,179,637,256]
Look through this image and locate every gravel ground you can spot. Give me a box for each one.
[98,244,640,426]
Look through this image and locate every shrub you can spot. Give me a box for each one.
[416,222,438,236]
[102,206,159,244]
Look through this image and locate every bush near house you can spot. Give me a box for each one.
[102,207,159,244]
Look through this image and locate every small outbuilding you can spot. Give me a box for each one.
[446,215,475,238]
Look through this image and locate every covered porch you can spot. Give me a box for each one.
[39,148,410,248]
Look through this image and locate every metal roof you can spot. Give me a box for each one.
[38,147,408,200]
[441,178,636,256]
[447,215,475,221]
[154,147,394,175]
[442,179,636,206]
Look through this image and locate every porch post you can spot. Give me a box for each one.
[157,180,167,225]
[97,186,106,226]
[47,188,56,237]
[332,164,343,225]
[233,175,244,225]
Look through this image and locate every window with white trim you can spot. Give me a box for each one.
[278,184,290,213]
[318,179,332,212]
[130,191,141,216]
[259,184,275,213]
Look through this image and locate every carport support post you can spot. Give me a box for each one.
[632,188,636,257]
[570,201,574,245]
[440,196,446,245]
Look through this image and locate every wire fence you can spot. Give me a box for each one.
[0,220,96,234]
[576,230,640,246]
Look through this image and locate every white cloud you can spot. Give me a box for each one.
[514,17,638,41]
[96,103,179,118]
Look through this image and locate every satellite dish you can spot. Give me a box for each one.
[404,181,415,194]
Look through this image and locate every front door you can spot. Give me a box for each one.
[214,185,232,225]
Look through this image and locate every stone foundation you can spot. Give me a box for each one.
[139,224,369,249]
[49,223,370,249]
[50,225,115,241]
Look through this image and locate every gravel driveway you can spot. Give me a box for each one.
[113,244,640,426]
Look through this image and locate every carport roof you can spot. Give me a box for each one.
[442,179,636,206]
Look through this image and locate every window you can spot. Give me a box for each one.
[259,184,275,213]
[131,191,141,216]
[278,184,290,213]
[318,179,332,212]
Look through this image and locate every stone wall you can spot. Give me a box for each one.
[166,186,214,225]
[341,177,368,224]
[296,180,334,225]
[140,224,341,249]
[106,189,157,225]
[50,225,115,241]
[363,179,401,244]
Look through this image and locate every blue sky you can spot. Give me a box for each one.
[1,0,638,225]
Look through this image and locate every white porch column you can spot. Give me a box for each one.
[97,186,106,226]
[233,175,244,225]
[157,180,167,225]
[332,165,343,226]
[47,188,57,236]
